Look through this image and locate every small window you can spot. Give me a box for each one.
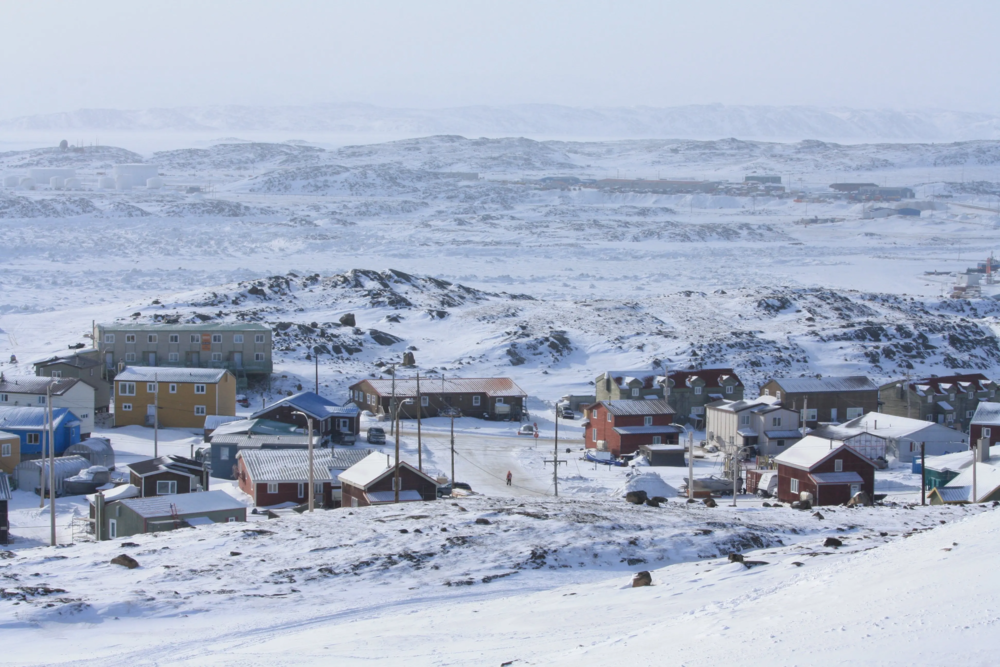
[365,393,371,405]
[652,436,661,445]
[928,394,934,404]
[297,483,305,498]
[148,334,157,343]
[191,334,200,343]
[125,353,136,362]
[169,383,177,394]
[195,405,206,416]
[984,427,992,438]
[168,352,179,362]
[496,397,504,404]
[125,334,136,343]
[220,447,230,461]
[0,394,7,402]
[119,382,136,396]
[38,395,46,405]
[776,439,785,447]
[790,478,799,494]
[147,383,157,393]
[966,410,973,418]
[109,519,117,538]
[169,334,179,343]
[834,459,843,472]
[644,416,653,426]
[27,433,40,445]
[607,412,611,422]
[104,334,115,344]
[121,403,132,411]
[772,417,781,427]
[227,516,236,523]
[764,389,770,397]
[51,370,62,378]
[234,334,244,344]
[776,391,781,400]
[255,353,264,362]
[255,334,265,344]
[156,480,177,495]
[694,386,702,395]
[421,395,429,406]
[631,388,639,397]
[195,384,206,394]
[725,385,734,394]
[592,428,597,440]
[740,415,750,426]
[211,334,222,344]
[1,443,10,457]
[267,483,279,494]
[472,396,481,407]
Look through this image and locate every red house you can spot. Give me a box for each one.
[338,452,439,507]
[583,399,679,458]
[773,435,876,505]
[236,447,374,508]
[970,401,1000,449]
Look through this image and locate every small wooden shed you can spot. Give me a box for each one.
[638,444,687,466]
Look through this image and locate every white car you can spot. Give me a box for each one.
[518,423,536,436]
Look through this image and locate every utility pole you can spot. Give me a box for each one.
[687,430,695,500]
[314,352,319,394]
[154,373,159,458]
[293,410,315,511]
[390,363,397,437]
[450,410,456,486]
[48,383,55,546]
[416,371,423,471]
[39,393,47,509]
[394,404,401,504]
[544,409,565,496]
[973,440,978,503]
[920,442,926,506]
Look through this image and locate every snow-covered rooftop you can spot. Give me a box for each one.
[769,376,877,393]
[972,401,1000,426]
[773,435,865,470]
[120,490,246,518]
[115,366,229,384]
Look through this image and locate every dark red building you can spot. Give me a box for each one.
[773,436,876,506]
[128,455,209,498]
[582,399,679,458]
[969,401,1000,449]
[236,448,373,508]
[338,451,439,507]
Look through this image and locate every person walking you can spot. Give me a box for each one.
[506,471,513,486]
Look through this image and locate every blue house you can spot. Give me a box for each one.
[251,391,360,445]
[0,407,82,458]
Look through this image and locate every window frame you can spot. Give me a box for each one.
[104,334,115,344]
[254,352,265,362]
[472,395,481,407]
[631,387,639,397]
[255,334,265,344]
[168,352,179,362]
[834,459,843,472]
[119,382,136,396]
[148,334,157,344]
[194,384,207,394]
[156,480,178,495]
[169,383,177,394]
[267,482,279,494]
[790,478,799,494]
[125,353,136,362]
[233,334,244,344]
[125,334,136,344]
[194,405,206,416]
[191,334,200,343]
[121,403,132,411]
[644,416,653,426]
[147,383,157,394]
[694,386,702,395]
[169,334,179,344]
[1,443,9,457]
[27,433,40,445]
[725,385,734,394]
[652,436,661,445]
[211,334,222,344]
[421,395,429,407]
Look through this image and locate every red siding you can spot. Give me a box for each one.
[969,424,1000,449]
[777,446,875,506]
[584,403,675,457]
[342,465,437,507]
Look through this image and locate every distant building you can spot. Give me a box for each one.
[594,370,665,402]
[774,436,876,505]
[34,350,111,412]
[236,447,374,507]
[0,430,20,474]
[350,377,527,421]
[830,182,878,193]
[128,455,209,498]
[928,463,1000,504]
[969,401,1000,450]
[591,179,718,193]
[583,399,679,458]
[705,396,802,458]
[338,451,439,507]
[252,391,360,445]
[0,406,81,458]
[113,367,236,429]
[667,369,744,427]
[0,376,96,437]
[880,374,995,432]
[810,412,967,463]
[12,455,90,496]
[858,186,915,200]
[94,490,246,540]
[759,376,879,428]
[744,175,781,184]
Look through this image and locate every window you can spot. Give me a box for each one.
[255,353,265,362]
[834,459,843,472]
[592,428,597,441]
[169,383,177,393]
[156,480,177,495]
[51,370,62,378]
[631,388,639,397]
[234,334,244,344]
[691,406,705,416]
[725,385,734,394]
[607,412,612,422]
[38,395,46,405]
[121,403,132,411]
[763,389,770,396]
[109,519,117,538]
[1,443,8,457]
[125,334,136,343]
[740,415,750,426]
[169,334,179,343]
[776,439,785,447]
[220,447,229,461]
[652,436,662,444]
[227,517,236,523]
[776,391,781,400]
[191,334,200,343]
[211,352,222,362]
[790,478,799,494]
[298,483,304,498]
[147,383,157,393]
[496,397,504,404]
[846,407,863,420]
[928,394,933,404]
[984,427,992,438]
[125,353,136,362]
[802,408,817,421]
[27,433,39,445]
[421,395,429,406]
[148,334,157,343]
[772,417,781,427]
[255,334,265,343]
[593,408,599,418]
[168,353,179,362]
[211,334,222,344]
[967,410,974,418]
[119,382,136,396]
[644,416,653,426]
[267,483,279,494]
[104,334,115,344]
[195,405,206,416]
[694,386,702,395]
[472,396,481,406]
[195,384,206,394]
[0,394,7,403]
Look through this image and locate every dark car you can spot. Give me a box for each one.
[560,406,575,419]
[436,484,452,497]
[453,482,472,491]
[366,427,386,444]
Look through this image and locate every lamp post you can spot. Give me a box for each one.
[731,445,756,507]
[394,398,414,503]
[292,410,315,511]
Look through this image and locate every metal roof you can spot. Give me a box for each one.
[33,353,101,370]
[211,433,312,448]
[337,451,438,488]
[120,490,247,519]
[238,448,375,483]
[204,415,242,430]
[209,418,302,438]
[0,406,79,430]
[600,399,675,416]
[764,430,805,439]
[252,391,358,421]
[613,425,683,435]
[0,376,82,396]
[839,412,967,442]
[14,455,90,476]
[0,473,10,501]
[64,438,115,469]
[128,455,203,477]
[360,377,527,398]
[810,472,864,485]
[0,429,18,442]
[774,435,873,470]
[706,396,778,413]
[115,366,230,384]
[972,401,1000,426]
[99,322,270,332]
[768,376,877,394]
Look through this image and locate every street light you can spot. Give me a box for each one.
[394,398,414,504]
[731,445,756,507]
[292,410,315,512]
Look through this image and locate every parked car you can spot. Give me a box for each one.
[437,484,453,497]
[453,482,472,491]
[366,427,386,444]
[339,432,357,446]
[559,406,575,419]
[518,423,536,436]
[236,394,250,408]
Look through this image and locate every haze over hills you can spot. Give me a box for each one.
[3,103,1000,143]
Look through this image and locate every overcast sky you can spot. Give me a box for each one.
[1,0,998,119]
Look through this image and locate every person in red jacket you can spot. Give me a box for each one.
[506,471,513,486]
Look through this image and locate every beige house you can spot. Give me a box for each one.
[705,396,802,458]
[33,349,111,412]
[0,430,20,474]
[0,376,97,438]
[113,367,236,429]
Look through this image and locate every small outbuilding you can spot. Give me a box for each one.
[64,437,115,470]
[94,489,246,540]
[929,463,1000,505]
[773,436,876,505]
[0,430,20,474]
[638,444,687,466]
[128,455,209,497]
[338,452,439,507]
[12,455,90,496]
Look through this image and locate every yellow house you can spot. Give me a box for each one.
[114,367,236,429]
[0,430,19,474]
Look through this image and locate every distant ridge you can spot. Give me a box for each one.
[3,103,1000,143]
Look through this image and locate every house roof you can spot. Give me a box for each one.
[211,433,312,449]
[944,463,1000,502]
[237,448,374,483]
[599,370,662,390]
[359,377,527,398]
[210,418,302,438]
[204,415,242,431]
[669,368,742,388]
[838,412,966,443]
[119,490,246,519]
[128,455,203,478]
[252,391,358,421]
[931,486,974,503]
[34,352,101,371]
[599,399,675,417]
[810,471,864,485]
[115,366,230,384]
[900,373,992,396]
[16,456,90,476]
[0,429,18,442]
[972,401,1000,427]
[924,450,973,474]
[0,473,10,501]
[87,483,140,504]
[767,376,877,394]
[0,376,83,396]
[613,425,683,435]
[337,451,438,489]
[774,435,873,471]
[0,406,80,430]
[707,396,778,413]
[99,322,269,332]
[638,444,685,452]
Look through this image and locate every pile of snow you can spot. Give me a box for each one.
[613,470,677,499]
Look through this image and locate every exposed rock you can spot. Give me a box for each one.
[728,553,744,563]
[625,490,648,505]
[339,313,356,327]
[110,554,139,569]
[475,517,491,525]
[631,571,652,588]
[703,497,717,508]
[824,537,843,548]
[813,511,825,520]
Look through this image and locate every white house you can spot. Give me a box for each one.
[705,395,802,458]
[0,376,96,437]
[812,412,967,463]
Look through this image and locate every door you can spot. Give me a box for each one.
[105,353,114,370]
[187,351,200,367]
[830,408,837,422]
[850,484,860,496]
[339,418,350,433]
[147,352,156,366]
[233,352,243,369]
[146,404,156,426]
[109,519,117,539]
